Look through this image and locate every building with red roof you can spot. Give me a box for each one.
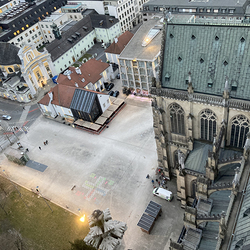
[56,58,113,92]
[38,84,110,121]
[105,31,134,65]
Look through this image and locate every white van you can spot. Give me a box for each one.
[153,187,173,201]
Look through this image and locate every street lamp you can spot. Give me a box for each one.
[36,186,53,213]
[78,208,85,222]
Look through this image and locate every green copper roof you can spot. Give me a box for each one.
[161,23,250,100]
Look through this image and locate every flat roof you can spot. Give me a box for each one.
[119,18,162,61]
[144,0,248,8]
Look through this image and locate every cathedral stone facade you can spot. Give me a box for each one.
[151,21,250,205]
[151,19,250,249]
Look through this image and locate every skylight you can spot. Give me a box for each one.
[142,27,161,47]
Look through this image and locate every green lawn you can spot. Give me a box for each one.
[78,53,92,62]
[0,176,89,250]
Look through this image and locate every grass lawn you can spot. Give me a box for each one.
[78,53,92,62]
[0,176,89,250]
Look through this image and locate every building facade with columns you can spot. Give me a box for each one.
[151,19,250,249]
[0,42,55,102]
[18,44,56,98]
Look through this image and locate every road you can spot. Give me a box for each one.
[0,99,41,151]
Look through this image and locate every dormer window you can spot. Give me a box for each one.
[170,33,174,38]
[223,60,228,66]
[191,35,196,40]
[215,36,219,41]
[200,58,204,64]
[165,73,170,82]
[241,37,245,43]
[208,79,213,88]
[178,56,182,62]
[231,81,238,91]
[243,208,250,218]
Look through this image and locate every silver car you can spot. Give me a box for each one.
[2,115,11,120]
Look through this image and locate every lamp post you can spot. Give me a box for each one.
[78,208,85,222]
[36,186,53,213]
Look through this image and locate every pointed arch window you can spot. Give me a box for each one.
[230,115,250,148]
[169,103,185,135]
[200,109,217,141]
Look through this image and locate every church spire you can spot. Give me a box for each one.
[223,77,229,99]
[187,71,194,94]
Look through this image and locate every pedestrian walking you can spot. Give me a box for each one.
[44,141,46,146]
[158,181,160,186]
[156,179,158,182]
[151,180,154,184]
[45,140,48,145]
[23,107,25,110]
[146,174,149,179]
[39,146,41,150]
[26,148,29,152]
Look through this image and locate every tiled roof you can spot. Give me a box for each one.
[230,171,250,250]
[161,23,250,100]
[38,84,76,108]
[38,92,50,106]
[45,15,94,61]
[185,141,241,174]
[185,141,212,174]
[105,31,133,55]
[57,58,110,88]
[0,42,21,65]
[199,190,231,250]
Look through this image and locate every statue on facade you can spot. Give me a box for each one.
[84,208,127,250]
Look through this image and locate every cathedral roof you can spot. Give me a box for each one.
[230,170,250,249]
[161,23,250,100]
[0,42,21,65]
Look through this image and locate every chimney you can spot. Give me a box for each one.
[75,82,79,87]
[67,75,71,80]
[114,37,118,43]
[75,67,81,75]
[48,91,53,101]
[89,74,90,76]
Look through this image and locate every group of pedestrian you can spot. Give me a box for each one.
[39,140,48,150]
[147,173,166,189]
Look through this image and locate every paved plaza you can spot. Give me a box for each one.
[0,95,184,250]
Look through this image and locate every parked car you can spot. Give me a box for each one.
[153,187,173,201]
[113,90,119,97]
[2,115,11,120]
[116,73,120,79]
[106,83,114,91]
[108,90,114,96]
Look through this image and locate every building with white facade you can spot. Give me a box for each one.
[68,0,148,33]
[118,18,161,95]
[39,11,83,43]
[56,58,113,92]
[46,14,120,74]
[9,10,83,47]
[38,84,110,122]
[90,13,121,44]
[46,15,95,74]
